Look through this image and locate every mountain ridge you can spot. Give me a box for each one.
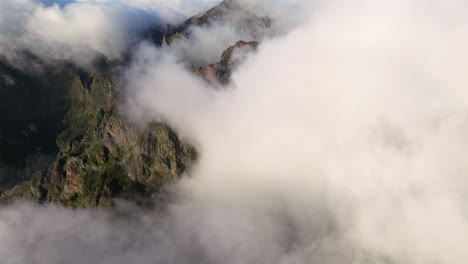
[0,0,262,207]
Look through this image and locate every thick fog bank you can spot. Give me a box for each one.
[1,0,468,263]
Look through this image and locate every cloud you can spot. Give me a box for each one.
[0,199,349,264]
[0,0,222,68]
[123,0,468,263]
[0,0,304,68]
[2,0,468,263]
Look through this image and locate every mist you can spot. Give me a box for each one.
[0,0,222,67]
[2,0,468,263]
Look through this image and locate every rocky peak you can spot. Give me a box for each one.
[196,40,259,84]
[0,66,197,207]
[0,0,265,208]
[166,0,271,44]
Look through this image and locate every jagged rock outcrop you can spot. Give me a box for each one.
[0,66,196,207]
[196,40,259,84]
[0,0,261,208]
[167,0,271,44]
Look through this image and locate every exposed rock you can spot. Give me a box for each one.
[0,181,42,205]
[166,0,271,45]
[62,157,84,200]
[0,0,262,208]
[196,40,259,84]
[0,66,196,208]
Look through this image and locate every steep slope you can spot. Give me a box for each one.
[0,65,196,207]
[0,62,71,192]
[0,0,259,208]
[167,0,271,43]
[195,40,259,84]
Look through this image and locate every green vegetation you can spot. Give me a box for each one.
[0,64,196,208]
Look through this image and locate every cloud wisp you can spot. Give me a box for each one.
[0,0,222,68]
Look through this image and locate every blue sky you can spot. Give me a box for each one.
[40,0,76,7]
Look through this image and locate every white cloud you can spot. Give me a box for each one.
[1,0,468,263]
[124,0,468,263]
[0,0,222,67]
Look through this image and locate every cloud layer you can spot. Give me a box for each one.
[124,0,468,263]
[0,0,222,67]
[2,0,468,263]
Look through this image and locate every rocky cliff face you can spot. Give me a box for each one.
[0,62,71,192]
[0,66,197,207]
[0,0,259,208]
[195,40,259,84]
[165,0,271,44]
